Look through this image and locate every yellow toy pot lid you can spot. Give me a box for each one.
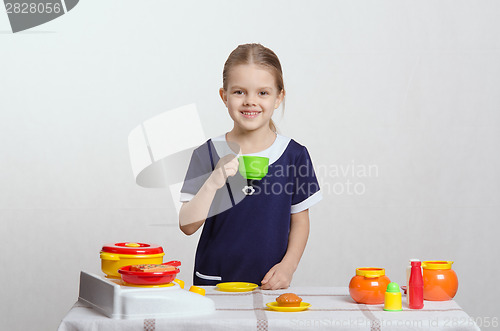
[422,261,454,270]
[356,267,385,278]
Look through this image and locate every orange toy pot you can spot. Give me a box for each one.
[349,268,391,304]
[422,261,458,301]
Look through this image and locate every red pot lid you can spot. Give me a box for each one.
[101,242,164,255]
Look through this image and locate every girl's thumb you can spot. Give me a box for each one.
[261,267,276,284]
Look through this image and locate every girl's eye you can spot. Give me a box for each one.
[234,90,244,95]
[259,91,269,96]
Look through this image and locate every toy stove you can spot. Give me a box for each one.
[78,271,215,320]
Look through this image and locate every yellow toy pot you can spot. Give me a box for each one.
[100,242,165,278]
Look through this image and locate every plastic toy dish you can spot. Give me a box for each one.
[422,261,458,301]
[216,282,259,292]
[100,242,165,278]
[118,261,181,286]
[266,302,311,312]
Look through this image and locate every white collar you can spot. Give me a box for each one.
[211,133,291,165]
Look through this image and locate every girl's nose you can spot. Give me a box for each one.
[244,94,257,106]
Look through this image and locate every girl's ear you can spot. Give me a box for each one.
[219,88,228,107]
[275,89,285,109]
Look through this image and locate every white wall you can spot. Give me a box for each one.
[1,0,499,329]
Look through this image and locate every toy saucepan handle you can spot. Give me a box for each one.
[165,260,181,267]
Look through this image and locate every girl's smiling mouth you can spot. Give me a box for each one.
[240,111,261,118]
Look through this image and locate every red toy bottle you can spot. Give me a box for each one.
[408,261,424,309]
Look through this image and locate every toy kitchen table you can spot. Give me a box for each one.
[58,283,480,331]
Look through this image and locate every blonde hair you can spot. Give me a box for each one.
[222,43,285,133]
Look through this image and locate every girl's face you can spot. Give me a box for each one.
[220,64,284,133]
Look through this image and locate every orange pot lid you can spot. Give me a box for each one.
[356,268,385,278]
[422,261,453,270]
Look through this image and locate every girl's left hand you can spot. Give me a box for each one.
[261,261,295,290]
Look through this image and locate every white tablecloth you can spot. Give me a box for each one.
[58,287,480,331]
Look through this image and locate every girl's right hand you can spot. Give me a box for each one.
[207,154,239,190]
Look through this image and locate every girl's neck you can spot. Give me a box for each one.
[226,126,276,154]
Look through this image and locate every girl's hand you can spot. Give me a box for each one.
[207,154,239,190]
[261,261,295,290]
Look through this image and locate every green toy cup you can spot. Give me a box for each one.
[238,156,269,180]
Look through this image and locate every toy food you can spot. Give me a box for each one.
[276,293,302,307]
[349,268,391,304]
[422,261,458,301]
[130,264,176,272]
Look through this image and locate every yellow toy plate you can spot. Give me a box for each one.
[266,301,311,312]
[216,282,259,292]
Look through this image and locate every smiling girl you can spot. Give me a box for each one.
[179,43,322,290]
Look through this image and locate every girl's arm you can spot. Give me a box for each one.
[178,181,218,235]
[179,154,239,235]
[261,209,310,290]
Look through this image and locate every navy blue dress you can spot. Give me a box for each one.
[180,134,322,285]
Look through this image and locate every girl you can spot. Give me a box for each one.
[179,43,322,290]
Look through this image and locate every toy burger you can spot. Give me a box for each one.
[100,242,165,278]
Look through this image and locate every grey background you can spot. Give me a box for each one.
[1,0,499,330]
